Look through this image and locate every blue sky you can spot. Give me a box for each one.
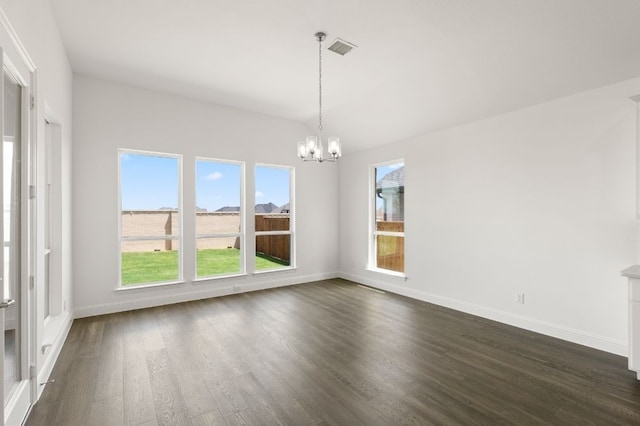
[120,153,290,211]
[254,165,290,208]
[121,153,179,210]
[196,160,241,211]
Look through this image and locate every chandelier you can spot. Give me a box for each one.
[297,32,341,162]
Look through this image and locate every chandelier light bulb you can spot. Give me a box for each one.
[328,137,341,157]
[298,142,308,158]
[313,141,324,160]
[306,136,318,153]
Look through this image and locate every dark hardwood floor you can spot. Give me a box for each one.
[25,279,640,425]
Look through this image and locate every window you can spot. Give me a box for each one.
[254,165,293,271]
[195,159,244,278]
[3,70,21,329]
[119,150,182,286]
[371,161,405,274]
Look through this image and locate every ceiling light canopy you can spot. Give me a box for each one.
[297,32,341,163]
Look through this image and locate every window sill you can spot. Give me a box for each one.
[114,280,185,292]
[253,266,297,276]
[193,273,247,283]
[366,267,406,279]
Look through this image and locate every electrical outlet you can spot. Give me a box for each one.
[516,293,525,304]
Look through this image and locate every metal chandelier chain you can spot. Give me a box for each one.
[318,34,323,132]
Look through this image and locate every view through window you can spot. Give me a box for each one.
[119,150,181,286]
[372,161,405,273]
[195,159,244,277]
[255,165,293,271]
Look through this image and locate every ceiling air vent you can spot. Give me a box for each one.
[327,38,357,56]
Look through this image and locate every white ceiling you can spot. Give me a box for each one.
[50,0,640,152]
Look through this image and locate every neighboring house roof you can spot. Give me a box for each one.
[273,203,290,213]
[215,206,240,212]
[214,202,287,213]
[376,166,404,191]
[255,202,279,213]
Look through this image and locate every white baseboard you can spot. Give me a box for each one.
[37,312,73,399]
[339,271,627,356]
[74,272,338,318]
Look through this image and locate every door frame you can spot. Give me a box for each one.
[0,8,37,426]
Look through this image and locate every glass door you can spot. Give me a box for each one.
[3,66,22,411]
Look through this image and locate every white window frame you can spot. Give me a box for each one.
[194,157,245,279]
[117,149,183,288]
[368,159,405,277]
[254,163,295,273]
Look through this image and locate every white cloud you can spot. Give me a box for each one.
[206,172,223,180]
[255,191,264,198]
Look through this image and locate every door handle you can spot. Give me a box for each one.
[0,299,15,309]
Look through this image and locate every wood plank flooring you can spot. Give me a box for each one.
[25,279,640,425]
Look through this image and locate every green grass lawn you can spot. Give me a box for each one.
[121,249,289,285]
[255,252,290,270]
[121,250,179,285]
[198,248,241,277]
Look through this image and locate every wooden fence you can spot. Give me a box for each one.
[121,211,291,263]
[376,221,404,273]
[255,214,290,263]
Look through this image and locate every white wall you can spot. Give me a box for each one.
[0,0,74,397]
[72,75,339,316]
[339,77,640,355]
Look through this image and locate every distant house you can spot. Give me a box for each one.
[213,203,289,214]
[376,166,404,222]
[274,203,290,214]
[215,206,240,212]
[255,202,279,213]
